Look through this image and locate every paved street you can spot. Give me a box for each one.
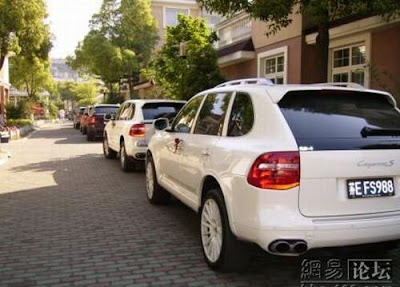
[0,123,399,287]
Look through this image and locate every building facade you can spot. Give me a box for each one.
[215,12,400,103]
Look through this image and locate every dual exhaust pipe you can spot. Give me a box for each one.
[269,240,308,255]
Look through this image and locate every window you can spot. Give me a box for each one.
[172,96,203,133]
[258,46,288,84]
[194,93,231,136]
[264,55,285,84]
[332,44,366,86]
[279,90,400,150]
[227,93,254,137]
[142,102,185,121]
[117,104,134,120]
[165,8,189,27]
[95,106,119,114]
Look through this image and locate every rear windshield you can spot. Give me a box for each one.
[279,90,400,150]
[95,106,119,114]
[142,102,185,121]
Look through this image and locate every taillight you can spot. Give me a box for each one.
[89,115,96,125]
[129,123,145,137]
[247,152,300,190]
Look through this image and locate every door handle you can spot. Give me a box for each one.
[174,138,183,152]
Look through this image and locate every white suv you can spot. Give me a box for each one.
[146,79,400,272]
[103,99,185,171]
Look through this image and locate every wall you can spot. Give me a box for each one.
[370,23,400,104]
[252,13,302,50]
[219,59,257,80]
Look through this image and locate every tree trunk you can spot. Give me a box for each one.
[0,55,5,72]
[315,20,330,82]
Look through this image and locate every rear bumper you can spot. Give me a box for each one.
[127,139,148,160]
[87,126,105,138]
[225,176,400,255]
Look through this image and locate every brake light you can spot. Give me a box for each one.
[129,123,145,137]
[247,152,300,190]
[89,115,96,125]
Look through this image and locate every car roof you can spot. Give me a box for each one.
[202,83,396,107]
[121,99,187,105]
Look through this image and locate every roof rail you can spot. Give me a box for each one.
[313,82,366,89]
[215,78,274,88]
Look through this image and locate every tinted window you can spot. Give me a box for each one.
[227,92,254,137]
[119,104,134,120]
[142,102,185,121]
[194,93,231,136]
[172,96,204,133]
[95,106,119,114]
[279,90,400,150]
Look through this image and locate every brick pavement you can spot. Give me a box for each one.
[0,123,399,287]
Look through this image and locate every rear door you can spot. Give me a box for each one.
[279,90,400,217]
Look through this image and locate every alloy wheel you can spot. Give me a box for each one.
[201,198,223,263]
[146,161,154,199]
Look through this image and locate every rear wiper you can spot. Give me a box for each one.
[361,126,400,138]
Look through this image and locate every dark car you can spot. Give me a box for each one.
[86,104,119,141]
[73,107,85,129]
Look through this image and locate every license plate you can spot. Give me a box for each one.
[347,178,395,199]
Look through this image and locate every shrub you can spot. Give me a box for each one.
[6,119,32,127]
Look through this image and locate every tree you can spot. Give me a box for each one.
[73,82,99,106]
[198,0,400,81]
[68,0,158,100]
[9,55,53,99]
[144,15,224,100]
[0,0,51,71]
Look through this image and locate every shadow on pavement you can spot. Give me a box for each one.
[1,142,399,286]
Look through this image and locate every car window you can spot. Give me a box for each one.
[279,90,400,150]
[118,104,135,120]
[142,102,185,121]
[194,92,231,136]
[95,106,119,114]
[227,92,254,137]
[172,96,204,133]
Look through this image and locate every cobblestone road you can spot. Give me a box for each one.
[0,123,399,287]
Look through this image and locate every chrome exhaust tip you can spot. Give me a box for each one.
[269,240,291,253]
[292,241,308,254]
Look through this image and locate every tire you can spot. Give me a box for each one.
[146,156,170,204]
[87,132,95,141]
[200,189,250,272]
[82,126,87,135]
[119,141,133,172]
[103,135,117,159]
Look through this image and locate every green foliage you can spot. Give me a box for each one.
[48,102,59,119]
[6,119,32,127]
[6,100,34,119]
[68,0,158,90]
[145,15,224,100]
[73,81,99,106]
[9,56,53,99]
[0,0,51,71]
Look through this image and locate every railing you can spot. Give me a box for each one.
[215,14,252,49]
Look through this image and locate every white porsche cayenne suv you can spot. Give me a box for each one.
[145,79,400,272]
[103,99,185,171]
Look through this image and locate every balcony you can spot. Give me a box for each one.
[215,13,255,68]
[216,13,252,49]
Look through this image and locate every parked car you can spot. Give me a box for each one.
[103,99,186,171]
[80,106,91,134]
[86,104,120,141]
[146,78,400,272]
[73,107,85,129]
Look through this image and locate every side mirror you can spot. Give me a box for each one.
[154,118,169,131]
[104,113,115,121]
